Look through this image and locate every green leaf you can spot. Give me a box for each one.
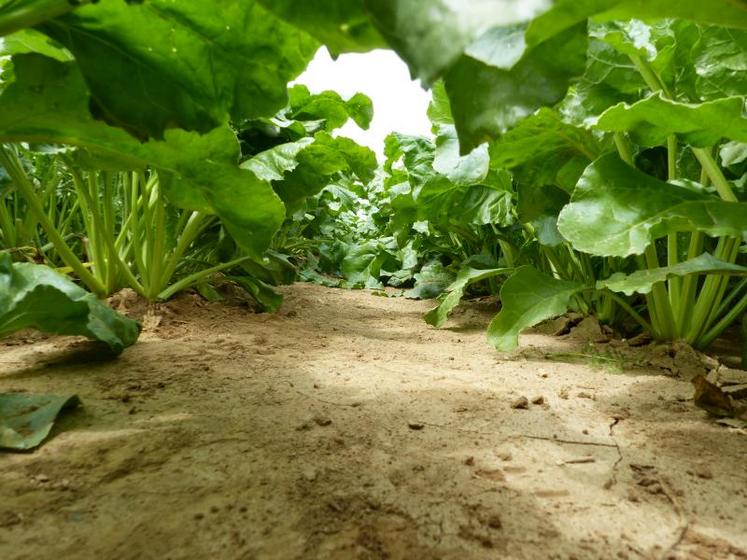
[425,263,510,327]
[489,108,600,170]
[0,254,140,354]
[0,393,81,451]
[288,85,374,132]
[242,138,316,182]
[526,0,747,49]
[487,266,584,351]
[346,93,375,130]
[384,133,436,192]
[593,94,747,148]
[417,172,514,228]
[41,0,318,138]
[433,124,490,186]
[405,260,455,299]
[427,81,453,127]
[680,26,747,100]
[721,141,747,168]
[594,1,747,30]
[517,183,571,246]
[256,0,384,55]
[446,23,588,152]
[488,107,601,192]
[557,154,747,257]
[0,54,284,257]
[598,253,747,296]
[364,0,553,85]
[245,131,376,213]
[0,28,72,60]
[227,275,283,312]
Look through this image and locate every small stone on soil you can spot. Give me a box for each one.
[511,396,529,409]
[313,415,332,427]
[531,395,545,405]
[408,421,425,430]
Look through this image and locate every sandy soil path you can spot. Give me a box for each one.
[1,283,745,560]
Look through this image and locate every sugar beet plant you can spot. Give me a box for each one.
[264,1,747,351]
[1,0,746,355]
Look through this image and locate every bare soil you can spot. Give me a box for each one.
[1,283,746,560]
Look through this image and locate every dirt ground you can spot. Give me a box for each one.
[1,283,746,560]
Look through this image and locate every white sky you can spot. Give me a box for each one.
[295,48,433,159]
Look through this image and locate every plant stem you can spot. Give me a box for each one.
[0,144,105,296]
[699,288,747,349]
[603,290,653,333]
[692,148,738,202]
[665,135,681,316]
[613,132,674,337]
[157,255,253,301]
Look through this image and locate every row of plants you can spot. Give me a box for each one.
[1,1,746,358]
[288,9,747,353]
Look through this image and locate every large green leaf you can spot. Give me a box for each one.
[425,262,510,327]
[245,131,376,213]
[364,0,554,85]
[680,26,747,101]
[558,38,646,126]
[527,0,747,49]
[40,0,318,138]
[405,260,455,299]
[433,125,490,186]
[430,81,490,186]
[487,266,584,351]
[557,154,747,257]
[488,107,601,193]
[489,108,600,170]
[416,172,514,228]
[594,94,747,147]
[242,138,316,182]
[517,183,571,246]
[0,254,140,354]
[256,0,384,55]
[0,28,72,60]
[384,133,437,192]
[446,23,588,152]
[598,253,747,296]
[0,54,284,257]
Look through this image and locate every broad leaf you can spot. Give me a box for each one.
[242,138,316,182]
[0,393,81,451]
[598,253,747,296]
[557,154,747,257]
[0,254,140,354]
[41,0,318,138]
[594,94,747,148]
[517,183,571,246]
[416,171,514,228]
[433,125,490,186]
[0,55,284,257]
[425,263,510,327]
[0,28,72,60]
[488,107,601,192]
[256,0,384,55]
[527,0,747,49]
[405,260,455,299]
[446,23,588,152]
[487,266,584,351]
[364,0,554,85]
